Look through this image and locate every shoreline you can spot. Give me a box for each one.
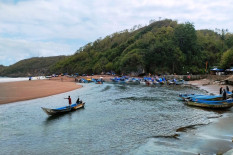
[1,76,233,153]
[186,79,233,154]
[0,78,82,105]
[188,78,233,95]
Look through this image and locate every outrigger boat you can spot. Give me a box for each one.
[41,101,85,116]
[184,98,233,109]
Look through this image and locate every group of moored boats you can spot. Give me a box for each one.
[76,78,104,84]
[179,91,233,109]
[110,76,185,85]
[41,83,233,117]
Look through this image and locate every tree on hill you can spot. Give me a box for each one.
[220,48,233,69]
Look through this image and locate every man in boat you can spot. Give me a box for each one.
[64,96,72,107]
[226,86,230,92]
[76,97,80,104]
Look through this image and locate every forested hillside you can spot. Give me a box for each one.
[0,56,67,77]
[51,19,233,75]
[1,19,233,77]
[0,65,6,73]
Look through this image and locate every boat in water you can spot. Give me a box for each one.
[179,92,232,101]
[41,101,85,116]
[184,98,233,109]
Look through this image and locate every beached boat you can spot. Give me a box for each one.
[167,80,174,85]
[179,94,205,100]
[41,101,85,116]
[179,93,230,101]
[175,79,185,85]
[184,99,233,109]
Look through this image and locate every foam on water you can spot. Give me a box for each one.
[0,76,45,83]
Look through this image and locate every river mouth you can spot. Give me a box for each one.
[0,83,231,154]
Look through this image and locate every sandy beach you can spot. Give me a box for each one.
[188,78,233,95]
[186,78,233,154]
[0,78,82,104]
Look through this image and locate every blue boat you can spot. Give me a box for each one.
[179,93,231,101]
[179,94,208,100]
[41,101,85,116]
[185,99,233,109]
[190,94,224,101]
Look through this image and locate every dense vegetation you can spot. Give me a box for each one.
[0,56,66,77]
[51,19,233,75]
[0,65,6,73]
[1,19,233,77]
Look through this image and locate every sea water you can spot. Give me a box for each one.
[0,83,230,154]
[0,77,30,83]
[0,76,45,83]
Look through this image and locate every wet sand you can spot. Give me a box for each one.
[0,78,82,104]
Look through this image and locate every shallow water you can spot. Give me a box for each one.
[0,83,228,154]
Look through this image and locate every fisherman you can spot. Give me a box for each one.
[76,97,80,104]
[223,89,227,100]
[220,87,223,94]
[226,86,230,92]
[64,96,72,107]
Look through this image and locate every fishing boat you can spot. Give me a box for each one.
[179,93,230,101]
[175,79,185,85]
[179,94,205,100]
[184,98,233,109]
[41,101,85,116]
[167,80,174,85]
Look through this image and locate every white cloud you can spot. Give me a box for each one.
[0,0,233,66]
[0,38,74,66]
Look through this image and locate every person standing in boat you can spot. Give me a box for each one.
[76,97,80,104]
[220,87,223,94]
[222,89,227,100]
[226,86,229,92]
[64,96,72,107]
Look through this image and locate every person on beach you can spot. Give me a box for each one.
[64,96,72,107]
[222,89,227,100]
[220,87,223,94]
[76,97,80,104]
[226,86,229,92]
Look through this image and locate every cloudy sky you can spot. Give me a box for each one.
[0,0,233,66]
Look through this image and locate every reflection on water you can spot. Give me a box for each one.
[0,83,229,154]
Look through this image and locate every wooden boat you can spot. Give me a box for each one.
[175,79,185,85]
[179,93,228,101]
[184,99,233,109]
[167,80,174,85]
[41,101,85,116]
[179,94,209,101]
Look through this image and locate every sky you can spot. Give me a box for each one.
[0,0,233,66]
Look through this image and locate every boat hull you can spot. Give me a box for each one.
[42,102,85,116]
[185,99,233,109]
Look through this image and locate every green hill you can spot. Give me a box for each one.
[0,56,67,77]
[51,19,233,75]
[2,19,233,77]
[0,65,6,73]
